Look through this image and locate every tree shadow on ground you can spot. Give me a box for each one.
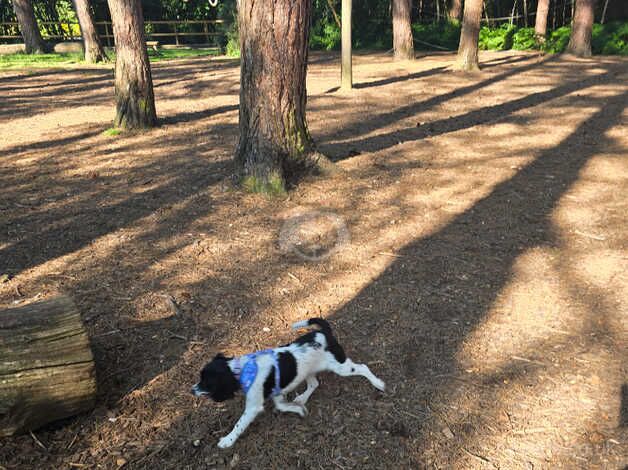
[113,70,626,469]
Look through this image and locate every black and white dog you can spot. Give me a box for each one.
[192,318,386,448]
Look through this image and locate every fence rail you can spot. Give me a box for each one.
[0,20,228,46]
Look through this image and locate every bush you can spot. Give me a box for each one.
[592,22,628,55]
[310,22,341,50]
[479,24,516,51]
[543,25,571,53]
[512,27,538,50]
[412,22,461,51]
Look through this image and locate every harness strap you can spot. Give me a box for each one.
[233,349,282,396]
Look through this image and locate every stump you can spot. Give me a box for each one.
[0,296,96,437]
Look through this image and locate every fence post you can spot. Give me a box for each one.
[174,23,179,46]
[203,21,210,45]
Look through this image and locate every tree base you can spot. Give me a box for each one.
[239,151,339,195]
[453,60,481,72]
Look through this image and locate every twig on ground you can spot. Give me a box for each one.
[29,431,47,451]
[574,230,606,241]
[462,447,492,465]
[511,355,546,366]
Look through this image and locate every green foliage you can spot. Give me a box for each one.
[225,26,240,57]
[310,22,341,50]
[103,128,122,137]
[512,27,538,50]
[542,25,571,53]
[542,23,627,55]
[479,24,516,51]
[591,22,628,55]
[412,22,461,50]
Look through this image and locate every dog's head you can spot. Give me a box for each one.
[191,353,240,402]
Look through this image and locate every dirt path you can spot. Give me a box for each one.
[1,51,626,469]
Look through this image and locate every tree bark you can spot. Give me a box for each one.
[236,0,317,192]
[448,0,463,21]
[393,0,414,60]
[107,0,157,128]
[456,0,482,71]
[0,296,96,437]
[10,0,46,54]
[73,0,108,63]
[566,0,596,57]
[534,0,550,40]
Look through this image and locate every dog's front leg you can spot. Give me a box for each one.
[218,394,264,449]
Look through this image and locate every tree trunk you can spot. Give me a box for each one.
[448,0,463,21]
[535,0,550,39]
[0,296,96,437]
[10,0,46,54]
[236,0,316,193]
[456,0,482,71]
[566,0,596,57]
[73,0,107,63]
[393,0,414,60]
[341,0,353,89]
[107,0,157,128]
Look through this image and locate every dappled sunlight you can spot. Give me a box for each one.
[1,52,626,468]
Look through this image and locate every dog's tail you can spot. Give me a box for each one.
[292,317,332,334]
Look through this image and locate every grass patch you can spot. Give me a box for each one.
[0,52,84,69]
[103,128,122,137]
[0,47,222,69]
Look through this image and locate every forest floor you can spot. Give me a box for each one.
[0,50,626,469]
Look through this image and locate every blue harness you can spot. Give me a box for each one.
[232,349,282,396]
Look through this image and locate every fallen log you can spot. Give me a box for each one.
[0,295,96,437]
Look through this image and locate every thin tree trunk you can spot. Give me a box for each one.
[107,0,157,129]
[393,0,414,60]
[73,0,107,63]
[600,0,609,24]
[566,0,596,57]
[10,0,46,53]
[456,0,482,71]
[341,0,352,89]
[448,0,463,21]
[523,0,529,27]
[236,0,317,192]
[535,0,550,39]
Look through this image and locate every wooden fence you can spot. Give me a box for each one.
[0,19,228,47]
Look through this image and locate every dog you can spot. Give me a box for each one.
[192,318,386,448]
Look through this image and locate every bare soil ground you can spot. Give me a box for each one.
[0,51,626,470]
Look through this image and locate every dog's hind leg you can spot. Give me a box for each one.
[327,357,386,392]
[218,394,264,448]
[294,375,319,406]
[273,394,307,416]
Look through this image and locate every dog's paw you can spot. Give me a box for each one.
[293,395,306,406]
[217,436,235,449]
[297,403,308,417]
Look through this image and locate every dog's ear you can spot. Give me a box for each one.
[210,359,240,402]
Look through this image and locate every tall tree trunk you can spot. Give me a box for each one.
[456,0,482,71]
[534,0,550,40]
[107,0,157,129]
[73,0,107,63]
[393,0,414,60]
[566,0,596,57]
[236,0,318,193]
[10,0,46,53]
[448,0,463,21]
